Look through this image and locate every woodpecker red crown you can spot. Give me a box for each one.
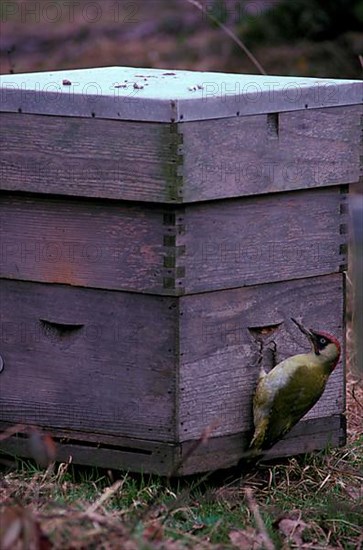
[291,318,341,368]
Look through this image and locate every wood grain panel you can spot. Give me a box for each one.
[0,423,177,475]
[0,187,347,295]
[1,106,360,204]
[0,280,178,441]
[0,193,168,293]
[181,186,347,294]
[178,274,345,442]
[0,113,182,202]
[182,105,361,202]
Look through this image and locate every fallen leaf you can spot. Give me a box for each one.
[143,519,164,542]
[278,516,309,546]
[0,504,51,550]
[229,528,266,549]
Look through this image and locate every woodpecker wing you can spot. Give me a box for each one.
[251,354,329,451]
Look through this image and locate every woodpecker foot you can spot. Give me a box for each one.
[249,339,264,369]
[266,340,277,369]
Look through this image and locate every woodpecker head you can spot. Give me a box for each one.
[291,318,341,370]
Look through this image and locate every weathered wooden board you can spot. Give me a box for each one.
[0,279,178,441]
[180,186,347,294]
[179,415,345,475]
[0,274,345,473]
[0,187,347,295]
[0,193,168,293]
[0,113,182,203]
[182,105,362,202]
[0,106,361,204]
[178,273,345,442]
[0,423,178,476]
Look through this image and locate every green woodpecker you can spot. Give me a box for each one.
[250,318,341,454]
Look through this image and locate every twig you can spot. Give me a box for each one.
[185,0,267,75]
[86,479,125,514]
[351,385,363,411]
[7,46,16,74]
[359,55,363,69]
[168,419,220,478]
[244,487,275,550]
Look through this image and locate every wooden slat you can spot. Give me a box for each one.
[180,186,347,294]
[0,280,178,442]
[178,274,345,442]
[0,193,168,293]
[0,113,182,203]
[0,436,177,476]
[182,105,362,202]
[179,415,345,475]
[1,107,361,204]
[0,187,347,295]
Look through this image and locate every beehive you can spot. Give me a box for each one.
[0,67,362,475]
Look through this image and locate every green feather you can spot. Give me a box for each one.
[250,354,330,452]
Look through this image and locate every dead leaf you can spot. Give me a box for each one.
[143,519,164,542]
[229,528,266,549]
[278,516,309,546]
[0,504,51,550]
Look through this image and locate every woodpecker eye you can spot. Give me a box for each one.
[319,337,326,345]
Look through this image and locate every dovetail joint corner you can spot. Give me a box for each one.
[162,208,186,294]
[166,122,184,203]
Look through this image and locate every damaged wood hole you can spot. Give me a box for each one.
[248,323,282,370]
[248,322,282,340]
[267,112,279,139]
[39,319,84,339]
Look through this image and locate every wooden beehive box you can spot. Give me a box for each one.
[0,67,362,475]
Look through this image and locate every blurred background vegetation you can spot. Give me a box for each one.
[1,0,362,78]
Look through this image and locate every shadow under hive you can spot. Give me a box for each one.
[0,67,362,474]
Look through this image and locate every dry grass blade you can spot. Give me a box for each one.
[185,0,267,75]
[244,487,275,550]
[169,419,221,478]
[86,479,125,514]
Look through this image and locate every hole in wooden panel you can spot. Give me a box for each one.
[40,319,84,339]
[248,324,281,372]
[57,436,154,455]
[267,113,279,139]
[248,322,282,340]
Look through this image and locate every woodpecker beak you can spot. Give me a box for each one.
[291,318,319,354]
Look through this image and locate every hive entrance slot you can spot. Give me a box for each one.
[9,431,153,456]
[56,437,153,455]
[39,319,84,339]
[267,112,279,139]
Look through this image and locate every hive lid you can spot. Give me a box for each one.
[0,66,362,122]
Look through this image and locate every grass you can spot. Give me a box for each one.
[1,436,362,549]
